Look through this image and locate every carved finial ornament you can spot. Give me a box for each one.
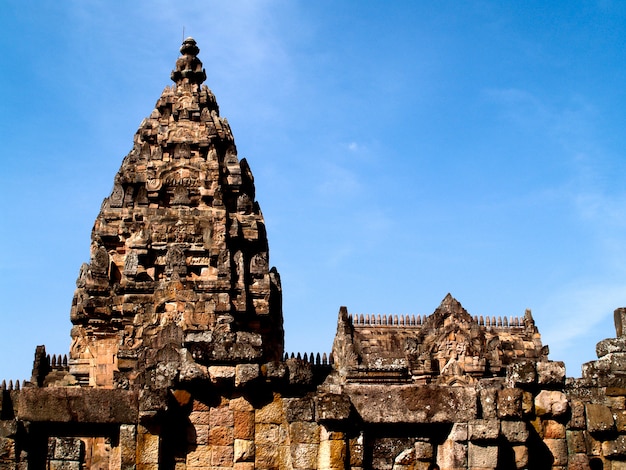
[171,37,207,85]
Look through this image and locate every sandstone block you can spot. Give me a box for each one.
[569,400,586,429]
[234,411,255,440]
[186,445,212,467]
[537,361,566,386]
[255,423,281,445]
[255,443,280,469]
[255,394,284,424]
[0,421,17,439]
[468,419,499,441]
[603,435,626,459]
[506,361,536,386]
[229,396,254,412]
[137,427,159,464]
[193,424,209,445]
[599,337,626,357]
[544,438,568,466]
[566,430,587,454]
[49,437,83,460]
[318,439,346,470]
[349,436,364,467]
[120,424,136,467]
[211,445,234,467]
[522,390,534,415]
[448,423,468,442]
[479,388,497,418]
[586,403,616,434]
[235,363,260,387]
[468,442,498,468]
[414,441,433,460]
[535,390,569,418]
[497,388,522,419]
[233,463,255,470]
[567,453,590,470]
[316,393,352,422]
[209,365,235,384]
[189,411,210,425]
[289,421,320,444]
[17,388,138,423]
[500,421,529,443]
[290,443,318,469]
[437,440,467,468]
[209,426,233,446]
[49,462,80,470]
[284,397,315,422]
[344,384,477,424]
[543,419,566,439]
[0,438,16,461]
[210,406,235,427]
[512,444,528,469]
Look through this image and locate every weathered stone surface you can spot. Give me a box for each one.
[507,361,537,386]
[315,393,351,422]
[284,397,315,422]
[501,421,529,443]
[235,363,260,387]
[544,438,568,466]
[603,435,626,459]
[448,423,468,442]
[497,388,522,419]
[468,442,498,468]
[13,35,626,470]
[597,337,626,358]
[17,388,138,423]
[345,384,477,423]
[437,440,467,468]
[512,444,528,469]
[535,390,569,418]
[537,361,566,386]
[586,403,616,434]
[468,419,499,441]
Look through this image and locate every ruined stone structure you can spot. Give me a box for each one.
[2,37,626,470]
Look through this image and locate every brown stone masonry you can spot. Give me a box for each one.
[1,37,626,470]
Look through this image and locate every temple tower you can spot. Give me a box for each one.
[68,38,284,389]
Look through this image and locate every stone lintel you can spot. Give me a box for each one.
[17,388,138,424]
[343,384,477,424]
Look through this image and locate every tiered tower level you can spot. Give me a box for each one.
[4,38,626,470]
[69,38,284,389]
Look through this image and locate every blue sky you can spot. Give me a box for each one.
[2,1,626,381]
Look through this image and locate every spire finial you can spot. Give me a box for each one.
[171,37,206,85]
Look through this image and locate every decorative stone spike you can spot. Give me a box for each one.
[615,307,626,337]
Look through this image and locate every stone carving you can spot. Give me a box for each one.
[4,37,626,470]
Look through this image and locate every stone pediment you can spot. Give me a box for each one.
[330,294,546,385]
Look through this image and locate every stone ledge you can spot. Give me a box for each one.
[17,388,138,424]
[344,384,477,423]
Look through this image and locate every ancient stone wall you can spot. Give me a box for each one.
[1,38,626,470]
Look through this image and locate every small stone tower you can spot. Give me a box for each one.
[68,37,284,389]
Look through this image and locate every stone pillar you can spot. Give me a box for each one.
[318,426,347,470]
[120,424,137,470]
[136,425,160,470]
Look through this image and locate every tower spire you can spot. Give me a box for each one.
[170,37,207,86]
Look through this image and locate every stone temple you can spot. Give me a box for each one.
[2,37,626,470]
